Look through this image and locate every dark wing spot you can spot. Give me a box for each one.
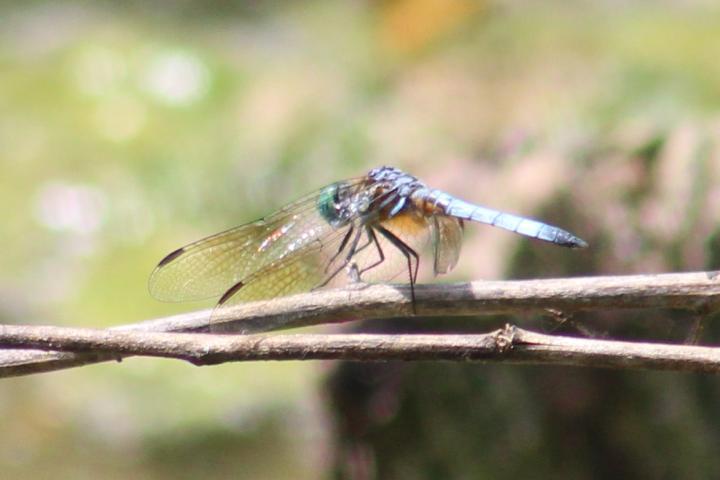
[219,281,245,305]
[157,247,185,267]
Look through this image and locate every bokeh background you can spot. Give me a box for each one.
[2,1,720,478]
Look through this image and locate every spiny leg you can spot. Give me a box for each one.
[315,224,365,289]
[323,185,402,274]
[357,226,385,277]
[376,225,419,311]
[377,226,420,284]
[350,228,375,257]
[318,226,386,291]
[325,223,379,275]
[325,224,354,273]
[317,188,415,290]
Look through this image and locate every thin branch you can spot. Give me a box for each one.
[2,324,720,374]
[207,271,720,332]
[1,271,719,377]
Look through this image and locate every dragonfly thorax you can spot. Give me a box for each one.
[316,168,430,229]
[316,181,374,228]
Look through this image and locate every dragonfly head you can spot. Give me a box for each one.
[317,182,352,228]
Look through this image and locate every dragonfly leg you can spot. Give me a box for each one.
[356,226,385,277]
[316,225,388,292]
[376,225,419,310]
[325,224,355,273]
[351,228,375,257]
[316,225,365,289]
[325,224,378,275]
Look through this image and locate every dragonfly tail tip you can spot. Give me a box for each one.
[572,237,589,249]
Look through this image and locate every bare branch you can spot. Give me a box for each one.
[208,271,720,332]
[0,271,719,377]
[2,324,720,374]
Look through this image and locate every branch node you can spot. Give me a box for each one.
[497,324,516,353]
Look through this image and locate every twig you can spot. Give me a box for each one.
[2,324,720,373]
[0,271,719,377]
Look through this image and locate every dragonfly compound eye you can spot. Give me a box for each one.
[317,182,357,227]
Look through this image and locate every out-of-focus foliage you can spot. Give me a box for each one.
[1,1,720,478]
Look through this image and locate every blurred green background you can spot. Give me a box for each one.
[2,1,720,478]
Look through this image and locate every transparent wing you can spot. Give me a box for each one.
[431,216,464,275]
[210,228,349,308]
[148,178,363,302]
[209,210,436,325]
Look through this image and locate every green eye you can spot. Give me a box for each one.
[317,182,342,224]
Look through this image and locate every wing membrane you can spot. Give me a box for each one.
[431,216,463,275]
[148,179,362,301]
[209,210,436,325]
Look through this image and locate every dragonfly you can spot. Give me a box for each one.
[149,166,587,322]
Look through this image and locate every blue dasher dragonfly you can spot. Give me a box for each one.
[149,166,587,320]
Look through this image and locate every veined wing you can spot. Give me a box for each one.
[209,208,441,326]
[431,215,464,275]
[148,178,363,302]
[209,226,351,323]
